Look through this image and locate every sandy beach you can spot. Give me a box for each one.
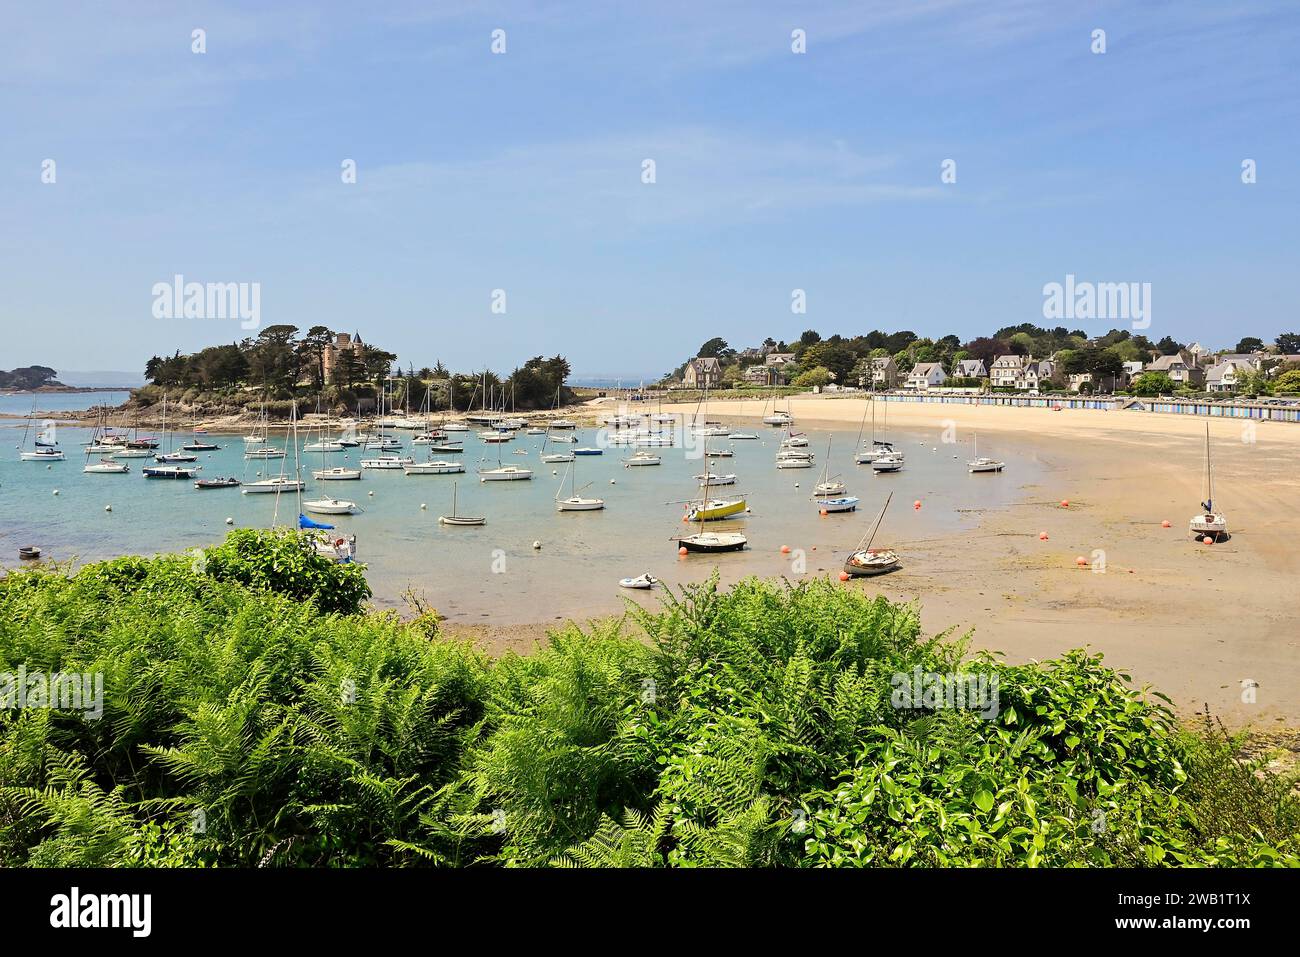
[630,394,1299,729]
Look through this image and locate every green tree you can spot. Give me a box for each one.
[1129,371,1174,396]
[1275,332,1300,354]
[792,366,832,388]
[1235,337,1264,353]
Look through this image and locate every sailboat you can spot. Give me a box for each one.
[154,396,198,463]
[17,398,65,461]
[761,380,793,426]
[555,458,605,511]
[676,443,748,552]
[143,395,200,478]
[242,402,304,491]
[438,481,486,525]
[478,431,533,482]
[623,450,661,467]
[82,407,129,472]
[843,493,901,576]
[854,398,897,464]
[814,437,848,496]
[1190,422,1228,541]
[967,431,1005,473]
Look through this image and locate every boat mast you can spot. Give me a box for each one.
[856,492,894,552]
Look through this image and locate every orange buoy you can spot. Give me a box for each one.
[780,545,791,554]
[1060,500,1069,508]
[913,500,921,509]
[1202,536,1213,545]
[819,509,828,516]
[678,546,689,556]
[1075,556,1087,567]
[1161,520,1171,528]
[1039,531,1049,541]
[838,571,850,582]
[682,515,689,522]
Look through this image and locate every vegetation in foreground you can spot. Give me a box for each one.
[1,531,1296,868]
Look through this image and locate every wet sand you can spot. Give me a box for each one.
[643,395,1299,728]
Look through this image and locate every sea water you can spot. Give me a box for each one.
[0,417,1042,624]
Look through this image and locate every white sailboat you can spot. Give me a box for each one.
[555,459,605,511]
[853,399,896,464]
[814,437,847,495]
[17,397,64,461]
[967,431,1005,473]
[1190,422,1228,541]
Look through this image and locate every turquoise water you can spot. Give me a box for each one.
[0,391,130,416]
[0,419,1041,624]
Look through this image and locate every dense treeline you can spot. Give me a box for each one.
[1,532,1295,868]
[141,324,573,412]
[0,366,62,390]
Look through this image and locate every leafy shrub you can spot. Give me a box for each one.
[1,548,1296,868]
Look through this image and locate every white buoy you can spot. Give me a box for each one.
[104,505,112,512]
[609,479,616,484]
[793,483,799,488]
[420,503,427,510]
[368,490,374,496]
[52,489,59,495]
[532,541,541,550]
[225,517,234,525]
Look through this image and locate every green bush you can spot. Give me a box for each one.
[1,545,1296,868]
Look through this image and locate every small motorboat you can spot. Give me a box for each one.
[244,447,286,459]
[871,453,905,473]
[361,455,415,470]
[816,496,860,513]
[195,477,241,489]
[304,497,361,515]
[705,449,735,458]
[155,451,198,463]
[573,447,604,456]
[427,443,465,454]
[84,459,130,474]
[182,440,221,451]
[143,464,199,479]
[313,467,362,481]
[623,452,661,467]
[694,472,737,486]
[619,573,658,589]
[404,460,465,475]
[776,456,813,469]
[542,452,575,463]
[303,440,345,453]
[728,432,758,440]
[241,477,305,494]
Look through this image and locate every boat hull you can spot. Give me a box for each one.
[843,549,901,577]
[677,533,747,553]
[687,499,747,521]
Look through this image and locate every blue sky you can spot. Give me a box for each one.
[2,1,1297,381]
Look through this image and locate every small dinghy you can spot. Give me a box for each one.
[619,573,658,590]
[195,477,241,489]
[18,545,42,561]
[816,496,859,513]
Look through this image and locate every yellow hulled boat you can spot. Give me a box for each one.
[688,497,747,522]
